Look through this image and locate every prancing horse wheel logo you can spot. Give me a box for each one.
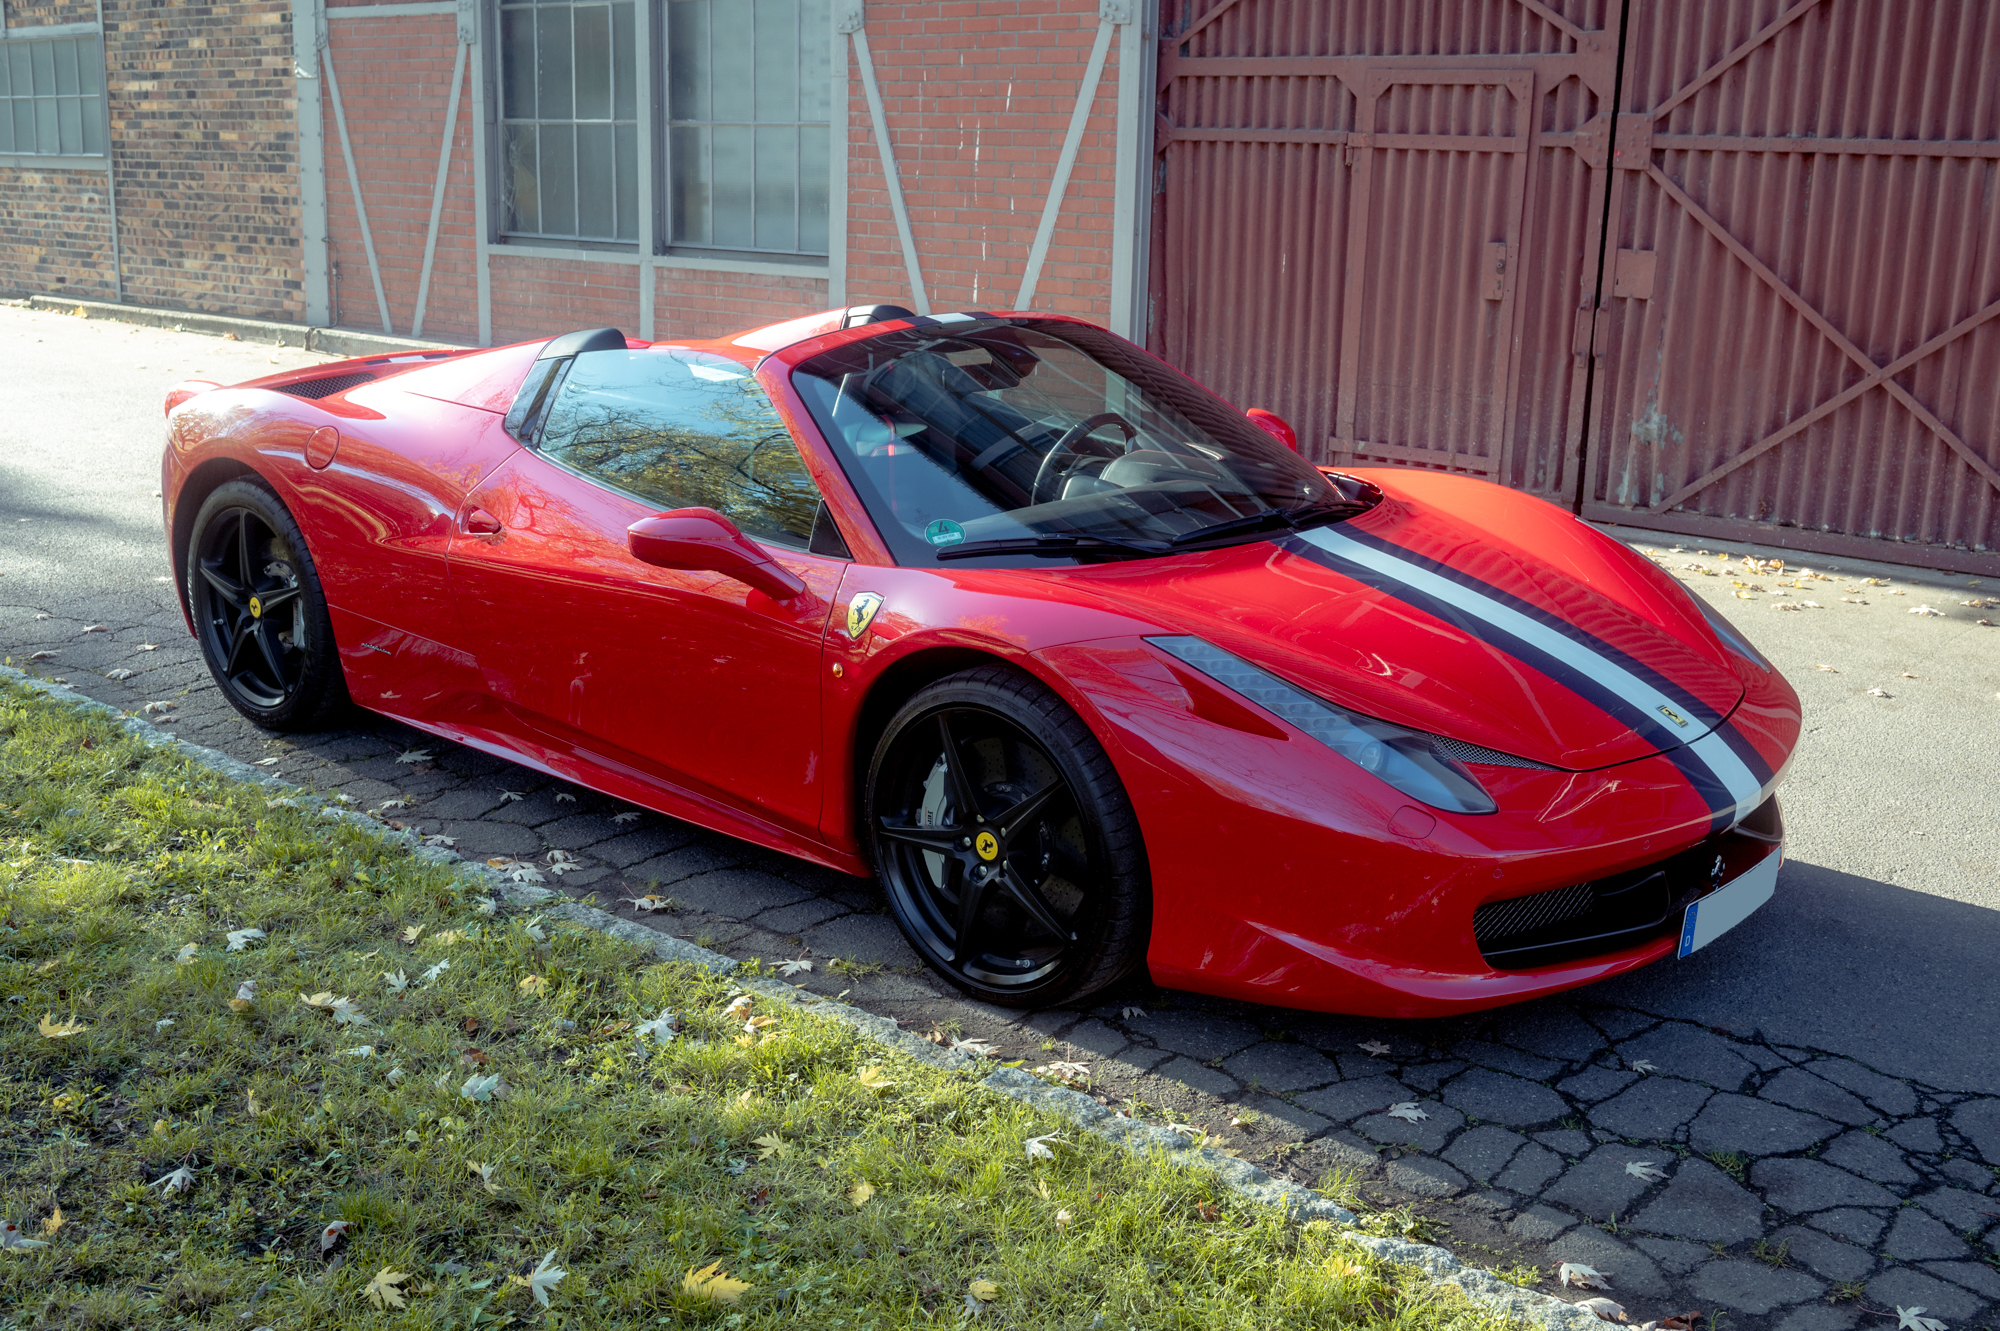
[974,830,999,861]
[248,595,263,619]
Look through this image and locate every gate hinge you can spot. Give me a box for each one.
[1573,304,1606,358]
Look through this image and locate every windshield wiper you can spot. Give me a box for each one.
[1169,501,1368,547]
[933,533,1171,562]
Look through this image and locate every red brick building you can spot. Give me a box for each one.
[4,0,1997,572]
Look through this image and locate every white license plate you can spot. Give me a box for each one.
[1678,847,1781,958]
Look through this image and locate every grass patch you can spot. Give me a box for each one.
[0,684,1524,1329]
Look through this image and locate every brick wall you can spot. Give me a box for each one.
[654,268,831,342]
[843,0,1123,319]
[0,168,117,300]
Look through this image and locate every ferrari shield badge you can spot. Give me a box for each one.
[845,592,885,640]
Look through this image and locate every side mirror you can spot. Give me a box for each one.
[1245,408,1299,452]
[626,507,808,601]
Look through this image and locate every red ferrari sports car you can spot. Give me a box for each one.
[160,305,1798,1018]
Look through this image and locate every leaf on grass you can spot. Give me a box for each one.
[1579,1297,1627,1322]
[460,1073,504,1102]
[1559,1262,1612,1290]
[247,1089,265,1117]
[848,1180,874,1206]
[39,1207,63,1237]
[363,1267,411,1310]
[396,748,433,765]
[854,1066,894,1093]
[229,980,258,1013]
[751,1134,790,1161]
[383,970,409,992]
[724,994,754,1016]
[743,1014,777,1036]
[0,1222,49,1250]
[320,1220,350,1253]
[1385,1102,1429,1123]
[518,975,548,996]
[1055,1208,1072,1228]
[37,1013,88,1039]
[968,1279,999,1303]
[420,961,450,984]
[1625,1160,1669,1183]
[635,1009,678,1043]
[1359,1040,1392,1056]
[151,1166,195,1194]
[1024,1133,1066,1161]
[682,1261,750,1304]
[776,958,812,976]
[520,919,548,944]
[174,943,198,965]
[401,925,424,944]
[1897,1309,1947,1331]
[226,928,266,951]
[341,1046,374,1058]
[468,1161,500,1194]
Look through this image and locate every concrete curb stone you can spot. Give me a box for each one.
[20,294,459,358]
[0,662,1607,1331]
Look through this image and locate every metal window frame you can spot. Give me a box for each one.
[0,28,109,161]
[494,0,642,245]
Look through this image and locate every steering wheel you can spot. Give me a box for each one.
[1030,412,1138,505]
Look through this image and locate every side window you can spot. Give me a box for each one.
[537,349,823,549]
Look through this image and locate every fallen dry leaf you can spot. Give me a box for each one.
[1579,1297,1628,1322]
[1359,1040,1393,1056]
[1560,1261,1612,1290]
[363,1267,410,1310]
[776,958,812,976]
[847,1180,875,1206]
[1625,1160,1669,1183]
[0,1222,49,1250]
[151,1165,195,1194]
[1385,1102,1429,1123]
[968,1279,1000,1303]
[396,748,432,765]
[225,927,265,951]
[1897,1309,1947,1331]
[37,1013,89,1039]
[518,975,548,996]
[682,1261,751,1304]
[1910,605,1944,617]
[468,1161,500,1194]
[855,1065,894,1092]
[320,1220,350,1253]
[612,810,640,823]
[1024,1133,1066,1161]
[40,1206,64,1237]
[1868,688,1893,698]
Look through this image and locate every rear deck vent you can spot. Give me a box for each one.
[275,371,377,400]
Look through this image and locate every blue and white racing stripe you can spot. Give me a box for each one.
[1285,526,1778,831]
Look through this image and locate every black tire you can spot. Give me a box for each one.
[185,478,350,731]
[865,665,1150,1008]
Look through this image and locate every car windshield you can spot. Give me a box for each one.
[789,318,1371,566]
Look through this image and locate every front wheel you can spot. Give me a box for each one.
[866,666,1150,1008]
[185,478,350,730]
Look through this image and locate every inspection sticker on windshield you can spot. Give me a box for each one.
[924,519,965,547]
[1678,847,1780,957]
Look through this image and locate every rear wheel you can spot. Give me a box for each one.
[866,666,1149,1007]
[185,479,350,730]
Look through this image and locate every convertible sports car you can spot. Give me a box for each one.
[159,305,1798,1018]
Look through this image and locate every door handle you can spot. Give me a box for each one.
[463,507,503,535]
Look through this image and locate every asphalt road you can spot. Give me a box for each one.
[4,303,1996,1329]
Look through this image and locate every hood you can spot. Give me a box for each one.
[1061,482,1743,771]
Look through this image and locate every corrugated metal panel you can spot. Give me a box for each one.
[1585,0,2000,573]
[1152,0,1616,498]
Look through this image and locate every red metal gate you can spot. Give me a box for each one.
[1153,0,2000,572]
[1582,0,2000,574]
[1150,0,1621,498]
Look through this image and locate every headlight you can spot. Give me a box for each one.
[1147,636,1497,814]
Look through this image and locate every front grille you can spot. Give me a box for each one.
[1430,735,1562,771]
[1473,797,1783,971]
[275,371,376,400]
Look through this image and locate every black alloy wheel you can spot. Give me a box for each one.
[186,479,349,730]
[867,666,1149,1007]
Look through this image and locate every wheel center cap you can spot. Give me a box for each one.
[974,830,999,861]
[248,595,263,618]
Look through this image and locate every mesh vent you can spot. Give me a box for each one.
[1473,881,1595,947]
[1430,735,1562,771]
[275,371,376,400]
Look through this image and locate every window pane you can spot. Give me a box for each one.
[539,349,822,549]
[670,124,708,244]
[668,0,707,121]
[799,123,828,252]
[612,2,635,121]
[53,40,78,95]
[753,0,795,122]
[31,40,55,95]
[504,122,541,232]
[710,124,753,246]
[0,46,10,98]
[573,4,610,120]
[615,121,638,239]
[35,99,57,153]
[753,124,794,251]
[536,6,573,121]
[539,122,577,235]
[12,101,31,153]
[798,0,829,121]
[82,99,103,154]
[501,8,536,119]
[78,37,101,96]
[576,121,615,236]
[0,101,12,154]
[57,96,81,153]
[9,46,32,97]
[708,0,753,122]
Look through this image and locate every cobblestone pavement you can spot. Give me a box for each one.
[5,305,1997,1330]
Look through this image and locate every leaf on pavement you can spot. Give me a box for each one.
[1560,1262,1612,1290]
[105,668,136,681]
[37,1013,89,1039]
[1625,1161,1669,1182]
[1898,1310,1947,1331]
[395,748,432,765]
[498,790,524,803]
[621,894,669,913]
[951,1037,997,1057]
[682,1261,750,1304]
[1579,1297,1627,1322]
[776,958,812,976]
[612,810,640,823]
[1385,1102,1429,1123]
[1909,605,1943,617]
[1867,688,1892,698]
[363,1267,411,1310]
[1659,1312,1704,1330]
[1359,1040,1392,1056]
[1120,1006,1146,1019]
[1814,664,1839,672]
[1628,1059,1657,1073]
